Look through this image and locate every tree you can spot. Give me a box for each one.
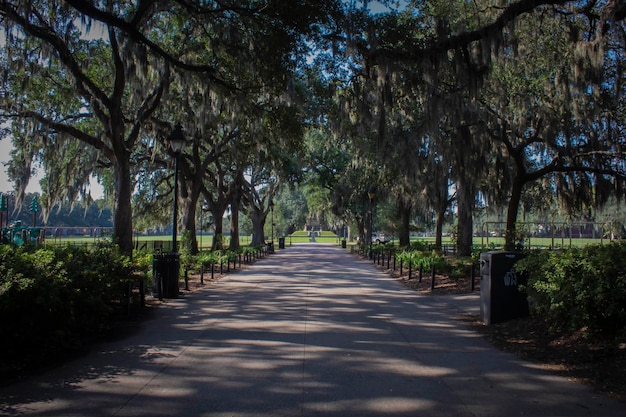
[1,2,170,254]
[478,4,626,249]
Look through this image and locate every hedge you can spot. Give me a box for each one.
[515,242,626,336]
[0,243,148,376]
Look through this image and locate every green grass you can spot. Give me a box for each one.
[38,232,609,251]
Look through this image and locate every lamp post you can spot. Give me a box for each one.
[168,124,186,253]
[269,199,274,252]
[368,188,376,259]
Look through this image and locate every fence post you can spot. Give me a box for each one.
[419,264,423,283]
[408,260,412,280]
[431,264,436,290]
[184,267,189,291]
[139,278,145,307]
[211,261,214,280]
[471,262,475,292]
[200,264,204,284]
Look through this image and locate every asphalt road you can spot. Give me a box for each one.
[1,244,624,416]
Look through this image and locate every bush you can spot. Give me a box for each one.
[515,243,626,336]
[396,250,448,272]
[0,243,144,375]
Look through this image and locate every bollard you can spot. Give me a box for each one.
[393,254,396,271]
[200,264,204,284]
[211,261,215,280]
[400,259,403,275]
[471,262,475,292]
[139,279,145,307]
[431,263,436,290]
[184,267,189,291]
[419,264,423,283]
[408,261,412,280]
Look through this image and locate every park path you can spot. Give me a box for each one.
[1,243,624,416]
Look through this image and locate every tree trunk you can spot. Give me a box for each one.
[181,176,203,255]
[250,206,266,246]
[211,208,226,251]
[398,199,411,247]
[505,178,524,251]
[456,179,475,257]
[229,201,240,250]
[435,202,447,251]
[113,153,134,256]
[357,217,365,244]
[181,196,199,255]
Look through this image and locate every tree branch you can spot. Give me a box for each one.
[370,0,572,64]
[62,0,228,83]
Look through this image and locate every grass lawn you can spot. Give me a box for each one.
[38,231,608,252]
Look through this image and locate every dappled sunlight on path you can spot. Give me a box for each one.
[1,244,623,416]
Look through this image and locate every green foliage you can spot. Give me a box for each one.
[0,243,144,376]
[408,240,428,251]
[197,251,220,267]
[396,249,448,271]
[516,243,626,336]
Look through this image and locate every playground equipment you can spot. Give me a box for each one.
[1,221,42,246]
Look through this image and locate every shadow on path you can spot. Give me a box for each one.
[1,244,624,416]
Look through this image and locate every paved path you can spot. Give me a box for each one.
[1,244,624,416]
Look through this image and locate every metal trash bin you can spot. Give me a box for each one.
[341,239,347,248]
[267,242,274,254]
[278,237,285,249]
[152,253,180,299]
[480,251,529,325]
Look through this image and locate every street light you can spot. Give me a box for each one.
[368,188,376,260]
[269,199,275,251]
[168,124,186,253]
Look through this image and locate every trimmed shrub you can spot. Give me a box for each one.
[0,242,144,375]
[516,242,626,336]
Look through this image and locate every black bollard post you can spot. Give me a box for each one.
[471,262,475,292]
[431,263,436,290]
[139,278,145,307]
[419,264,423,283]
[200,264,204,284]
[408,261,412,280]
[184,267,189,291]
[393,254,396,271]
[400,259,403,275]
[211,262,214,280]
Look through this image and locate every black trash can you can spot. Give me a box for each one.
[152,253,180,299]
[267,242,274,254]
[278,237,285,249]
[480,251,529,325]
[341,239,347,248]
